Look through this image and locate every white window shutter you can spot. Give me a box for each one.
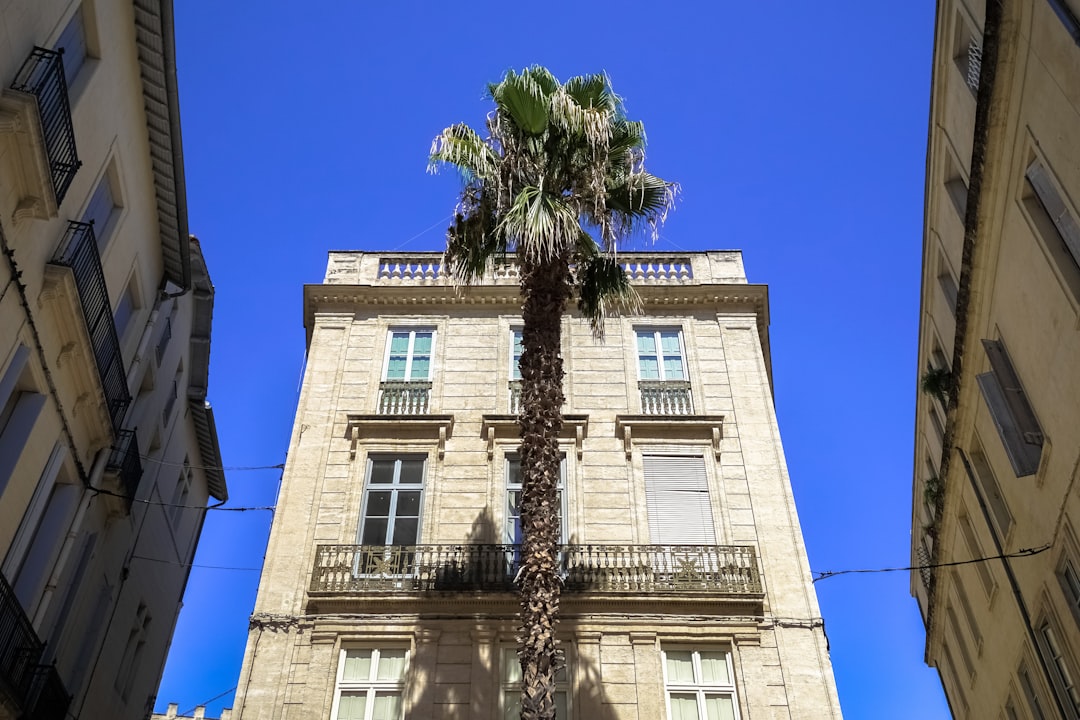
[643,455,716,544]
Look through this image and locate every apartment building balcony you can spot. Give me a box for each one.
[0,574,70,720]
[639,380,693,415]
[0,47,80,219]
[309,544,761,601]
[104,428,143,505]
[49,221,131,431]
[377,380,431,415]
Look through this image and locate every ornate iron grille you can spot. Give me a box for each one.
[377,380,431,415]
[9,47,81,203]
[311,544,761,595]
[106,428,143,503]
[639,380,693,415]
[51,221,130,431]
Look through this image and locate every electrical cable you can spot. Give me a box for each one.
[812,544,1051,583]
[131,555,262,572]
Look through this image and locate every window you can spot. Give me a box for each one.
[953,17,982,95]
[505,454,567,545]
[115,602,151,700]
[510,328,523,381]
[1041,621,1080,717]
[501,647,569,719]
[331,648,407,720]
[169,460,191,526]
[56,6,88,84]
[969,440,1012,537]
[644,455,716,544]
[662,648,740,720]
[84,169,121,250]
[958,512,996,598]
[937,250,959,314]
[113,280,138,340]
[1060,556,1080,625]
[1019,662,1049,720]
[359,456,425,546]
[0,346,46,495]
[1027,159,1080,274]
[383,329,433,381]
[636,329,687,381]
[1004,696,1020,720]
[976,339,1043,476]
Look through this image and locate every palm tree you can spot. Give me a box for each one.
[429,66,676,719]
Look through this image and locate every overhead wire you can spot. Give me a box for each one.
[812,544,1051,583]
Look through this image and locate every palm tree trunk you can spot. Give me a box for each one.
[517,252,571,720]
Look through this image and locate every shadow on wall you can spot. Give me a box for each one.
[403,506,619,718]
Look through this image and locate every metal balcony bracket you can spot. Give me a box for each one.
[480,414,589,459]
[615,414,726,461]
[345,414,454,460]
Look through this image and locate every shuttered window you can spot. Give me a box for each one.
[1027,160,1080,271]
[976,339,1042,477]
[644,455,716,544]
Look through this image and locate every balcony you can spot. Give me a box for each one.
[377,380,431,415]
[50,221,131,431]
[5,47,80,206]
[639,380,693,415]
[105,428,143,503]
[310,544,761,596]
[0,573,70,720]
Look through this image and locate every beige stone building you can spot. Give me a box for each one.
[0,1,226,719]
[911,0,1080,718]
[232,250,842,719]
[153,703,233,720]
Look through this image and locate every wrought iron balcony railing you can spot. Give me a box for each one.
[378,380,431,415]
[311,544,761,596]
[51,221,130,431]
[9,47,80,203]
[639,380,693,415]
[106,428,143,502]
[0,573,70,720]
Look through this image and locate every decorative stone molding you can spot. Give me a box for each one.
[481,414,588,459]
[345,414,454,460]
[615,414,725,460]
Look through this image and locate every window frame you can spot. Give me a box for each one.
[510,327,523,382]
[329,647,409,720]
[661,647,741,720]
[635,327,688,382]
[505,452,568,545]
[381,328,435,382]
[499,646,570,720]
[1039,617,1080,718]
[976,338,1043,477]
[357,455,427,547]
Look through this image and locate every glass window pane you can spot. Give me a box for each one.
[365,491,392,517]
[502,650,521,683]
[503,694,521,720]
[377,650,407,680]
[555,691,568,718]
[370,461,395,484]
[371,692,402,720]
[390,334,410,353]
[412,333,432,354]
[660,332,682,356]
[336,692,368,720]
[664,357,685,380]
[637,332,657,354]
[704,695,735,720]
[513,331,523,354]
[506,457,521,486]
[398,457,425,484]
[640,357,660,379]
[386,357,407,379]
[699,653,729,684]
[396,492,421,517]
[409,356,430,380]
[669,694,700,720]
[361,518,388,545]
[391,518,419,545]
[342,651,373,682]
[666,651,695,683]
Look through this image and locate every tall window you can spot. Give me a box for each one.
[84,169,121,250]
[510,328,523,381]
[1019,662,1049,720]
[115,602,151,700]
[0,346,46,495]
[1040,621,1080,717]
[359,456,425,546]
[501,648,568,719]
[1027,159,1080,273]
[662,648,740,720]
[331,648,407,720]
[56,6,88,84]
[969,440,1012,537]
[1060,556,1080,625]
[976,338,1043,476]
[644,455,716,544]
[505,454,566,545]
[169,459,192,526]
[383,330,433,381]
[636,329,687,381]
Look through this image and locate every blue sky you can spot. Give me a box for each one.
[155,2,948,718]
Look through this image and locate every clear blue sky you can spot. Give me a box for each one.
[155,3,948,718]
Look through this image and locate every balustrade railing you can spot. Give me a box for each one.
[311,544,760,595]
[639,380,693,415]
[9,47,80,203]
[378,381,431,415]
[373,256,694,285]
[51,221,130,431]
[509,380,522,414]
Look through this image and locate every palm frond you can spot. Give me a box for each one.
[575,252,641,338]
[497,186,579,263]
[606,172,679,218]
[490,69,552,136]
[429,123,499,182]
[444,186,504,285]
[608,119,647,158]
[564,73,619,113]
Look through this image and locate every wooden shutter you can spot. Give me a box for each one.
[976,371,1041,477]
[981,340,1043,444]
[1027,160,1080,268]
[643,455,716,544]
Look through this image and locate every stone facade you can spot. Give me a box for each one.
[0,2,225,719]
[232,250,842,719]
[912,1,1080,718]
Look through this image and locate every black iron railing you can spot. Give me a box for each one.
[311,544,761,596]
[9,47,80,203]
[106,429,143,502]
[639,380,693,415]
[377,380,431,415]
[0,574,70,720]
[51,221,130,431]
